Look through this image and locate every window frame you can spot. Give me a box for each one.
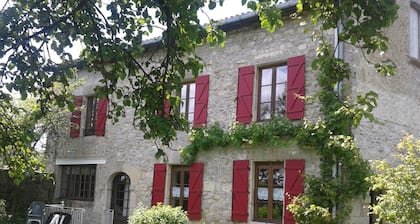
[84,96,98,136]
[179,82,196,125]
[257,64,288,121]
[60,165,96,201]
[169,165,190,211]
[253,162,285,223]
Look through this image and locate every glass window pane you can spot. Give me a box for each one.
[189,83,196,98]
[180,100,186,117]
[261,69,273,85]
[258,168,269,186]
[174,171,181,186]
[276,66,287,83]
[260,103,271,120]
[272,202,283,220]
[272,168,284,187]
[181,85,187,100]
[256,202,269,219]
[188,113,194,124]
[260,86,272,103]
[189,98,195,114]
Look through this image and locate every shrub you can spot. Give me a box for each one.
[128,203,188,224]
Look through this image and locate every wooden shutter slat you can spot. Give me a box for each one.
[188,163,203,220]
[284,160,305,224]
[193,75,209,128]
[231,160,249,222]
[236,66,254,124]
[95,98,108,136]
[287,55,305,120]
[151,164,167,206]
[70,96,83,138]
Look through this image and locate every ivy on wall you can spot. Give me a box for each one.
[181,118,301,164]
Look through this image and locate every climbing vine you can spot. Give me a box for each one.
[181,118,301,164]
[181,0,399,223]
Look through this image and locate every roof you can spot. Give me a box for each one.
[143,0,299,49]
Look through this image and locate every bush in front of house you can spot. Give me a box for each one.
[128,203,188,224]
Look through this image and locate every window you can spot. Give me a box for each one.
[180,82,196,125]
[60,165,96,201]
[153,163,203,220]
[85,96,98,136]
[70,96,107,138]
[170,166,190,211]
[232,160,304,223]
[410,1,420,59]
[254,162,284,222]
[258,65,288,121]
[236,56,305,124]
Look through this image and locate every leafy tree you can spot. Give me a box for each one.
[0,82,76,184]
[368,135,420,224]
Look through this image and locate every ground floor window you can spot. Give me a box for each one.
[60,165,96,201]
[254,162,284,222]
[170,166,190,211]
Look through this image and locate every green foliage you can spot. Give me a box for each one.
[0,199,6,222]
[128,203,188,224]
[368,135,420,224]
[181,118,301,164]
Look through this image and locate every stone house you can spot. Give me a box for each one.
[46,0,415,224]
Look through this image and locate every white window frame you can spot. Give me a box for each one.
[410,1,420,59]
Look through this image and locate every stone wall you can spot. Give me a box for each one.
[350,0,420,162]
[47,12,323,224]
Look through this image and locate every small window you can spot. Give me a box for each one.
[410,2,420,59]
[254,162,284,222]
[60,165,96,201]
[170,166,190,211]
[257,65,288,121]
[180,82,196,125]
[85,96,98,136]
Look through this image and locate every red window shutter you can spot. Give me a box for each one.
[236,66,254,124]
[287,55,305,120]
[164,99,170,118]
[193,75,209,128]
[284,160,305,224]
[95,98,108,136]
[188,163,203,220]
[151,163,167,206]
[70,96,83,138]
[231,160,249,222]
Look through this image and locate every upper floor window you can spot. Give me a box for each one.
[410,1,420,59]
[254,162,284,222]
[60,165,96,201]
[176,75,209,128]
[70,96,108,138]
[85,96,98,136]
[236,55,305,124]
[258,65,287,121]
[180,82,196,125]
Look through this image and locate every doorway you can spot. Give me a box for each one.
[111,173,130,224]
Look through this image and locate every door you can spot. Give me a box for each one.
[111,173,130,224]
